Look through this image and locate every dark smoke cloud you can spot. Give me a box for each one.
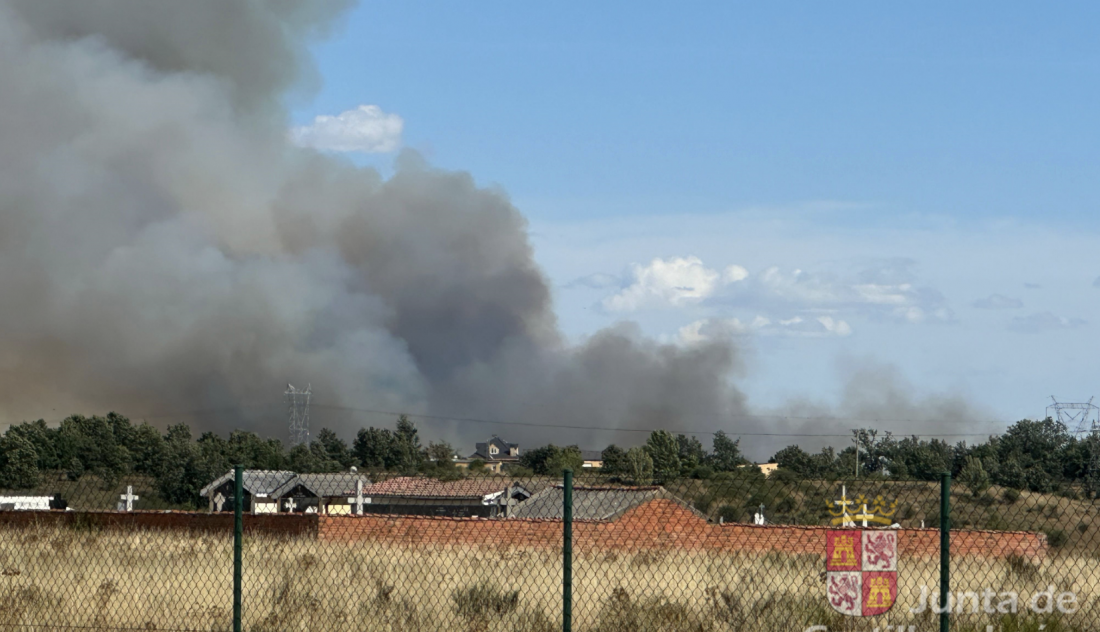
[0,0,758,448]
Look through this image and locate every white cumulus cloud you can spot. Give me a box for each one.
[603,256,746,311]
[290,105,404,153]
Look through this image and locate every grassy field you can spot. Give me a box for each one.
[0,526,1096,631]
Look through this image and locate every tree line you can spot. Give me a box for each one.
[0,412,1094,507]
[0,413,459,507]
[770,418,1098,495]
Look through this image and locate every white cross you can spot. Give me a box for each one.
[347,480,364,515]
[120,486,139,512]
[834,485,855,527]
[214,493,226,512]
[284,497,297,512]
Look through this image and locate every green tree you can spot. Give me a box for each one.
[0,434,39,489]
[5,420,59,471]
[226,431,286,470]
[521,445,583,476]
[600,445,628,475]
[314,428,353,468]
[625,447,654,485]
[645,430,681,483]
[55,414,132,486]
[155,424,225,507]
[545,446,584,476]
[393,416,423,472]
[129,422,167,476]
[676,434,707,475]
[353,427,396,469]
[958,456,991,497]
[710,431,747,472]
[771,445,814,477]
[426,441,457,464]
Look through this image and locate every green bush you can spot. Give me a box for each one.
[452,582,519,621]
[1045,529,1068,548]
[716,504,743,523]
[1002,488,1021,504]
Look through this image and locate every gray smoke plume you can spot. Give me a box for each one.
[0,0,756,449]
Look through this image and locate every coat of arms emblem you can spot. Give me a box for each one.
[826,529,898,616]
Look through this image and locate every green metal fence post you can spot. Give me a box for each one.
[234,464,243,632]
[563,468,573,632]
[940,472,951,632]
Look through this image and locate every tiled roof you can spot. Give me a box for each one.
[510,486,696,521]
[362,477,519,500]
[199,470,296,498]
[271,473,372,498]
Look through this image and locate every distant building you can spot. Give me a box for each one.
[470,436,520,463]
[200,470,295,513]
[270,472,372,515]
[736,462,779,477]
[357,477,532,518]
[580,450,604,469]
[510,486,702,521]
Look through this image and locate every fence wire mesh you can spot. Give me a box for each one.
[0,465,1095,631]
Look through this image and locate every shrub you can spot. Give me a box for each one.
[690,465,714,480]
[1002,488,1020,504]
[452,582,519,622]
[1006,554,1039,580]
[716,504,743,523]
[974,493,997,507]
[1046,529,1069,548]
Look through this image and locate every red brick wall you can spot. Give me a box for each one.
[318,499,1048,560]
[0,510,318,537]
[0,500,1046,560]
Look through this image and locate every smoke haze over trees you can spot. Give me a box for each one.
[0,1,1000,454]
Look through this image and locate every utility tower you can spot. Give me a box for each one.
[1048,396,1100,496]
[286,383,312,447]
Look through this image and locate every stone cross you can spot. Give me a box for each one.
[119,486,139,512]
[284,497,297,512]
[214,493,226,512]
[347,479,364,515]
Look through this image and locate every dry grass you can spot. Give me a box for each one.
[0,526,1096,631]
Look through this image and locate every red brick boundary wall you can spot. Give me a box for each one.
[319,499,1048,560]
[0,500,1047,560]
[0,510,318,537]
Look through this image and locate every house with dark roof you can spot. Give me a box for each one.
[200,470,296,513]
[358,476,532,517]
[509,486,703,521]
[270,472,372,515]
[470,436,520,462]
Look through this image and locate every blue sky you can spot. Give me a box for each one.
[292,2,1100,429]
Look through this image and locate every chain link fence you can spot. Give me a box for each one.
[0,467,1094,631]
